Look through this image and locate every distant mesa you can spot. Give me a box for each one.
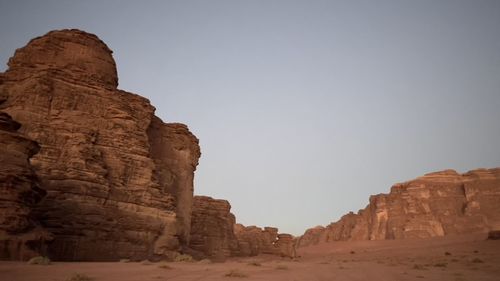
[297,168,500,247]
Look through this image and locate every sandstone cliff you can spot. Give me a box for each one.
[0,29,200,261]
[298,168,500,247]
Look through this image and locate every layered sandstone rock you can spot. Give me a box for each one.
[0,110,49,260]
[0,29,200,261]
[188,196,238,260]
[298,168,500,247]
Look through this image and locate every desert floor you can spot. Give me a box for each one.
[1,233,499,281]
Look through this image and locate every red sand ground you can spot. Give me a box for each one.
[1,233,499,281]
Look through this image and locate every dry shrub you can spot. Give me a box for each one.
[174,254,193,262]
[27,256,51,265]
[66,273,93,281]
[275,265,288,270]
[158,263,173,269]
[224,269,248,278]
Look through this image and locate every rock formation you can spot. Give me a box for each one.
[0,29,200,261]
[189,196,296,259]
[188,196,238,260]
[0,29,295,262]
[0,108,50,260]
[298,168,500,247]
[234,224,296,258]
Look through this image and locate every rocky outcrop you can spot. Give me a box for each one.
[298,168,500,247]
[189,196,296,259]
[233,225,280,256]
[234,224,296,258]
[0,110,50,260]
[275,234,296,258]
[0,29,200,261]
[188,196,238,260]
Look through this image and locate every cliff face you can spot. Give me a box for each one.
[298,168,500,247]
[0,109,49,260]
[0,29,200,261]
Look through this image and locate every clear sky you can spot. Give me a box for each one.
[1,0,499,235]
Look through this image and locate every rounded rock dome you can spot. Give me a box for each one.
[7,29,118,88]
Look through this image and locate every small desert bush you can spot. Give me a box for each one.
[224,269,248,278]
[445,252,452,256]
[275,265,288,270]
[412,264,427,270]
[141,260,153,265]
[471,258,484,263]
[158,263,172,269]
[350,250,356,254]
[198,259,211,264]
[247,261,261,266]
[174,254,193,262]
[434,262,447,267]
[119,258,131,263]
[66,273,93,281]
[27,256,51,265]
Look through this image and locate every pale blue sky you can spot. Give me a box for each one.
[1,0,499,235]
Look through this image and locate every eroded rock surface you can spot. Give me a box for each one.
[0,29,200,261]
[298,168,500,247]
[0,110,49,260]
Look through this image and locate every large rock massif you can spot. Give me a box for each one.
[0,30,200,260]
[0,29,294,262]
[298,168,500,247]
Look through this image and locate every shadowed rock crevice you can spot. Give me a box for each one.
[0,111,50,260]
